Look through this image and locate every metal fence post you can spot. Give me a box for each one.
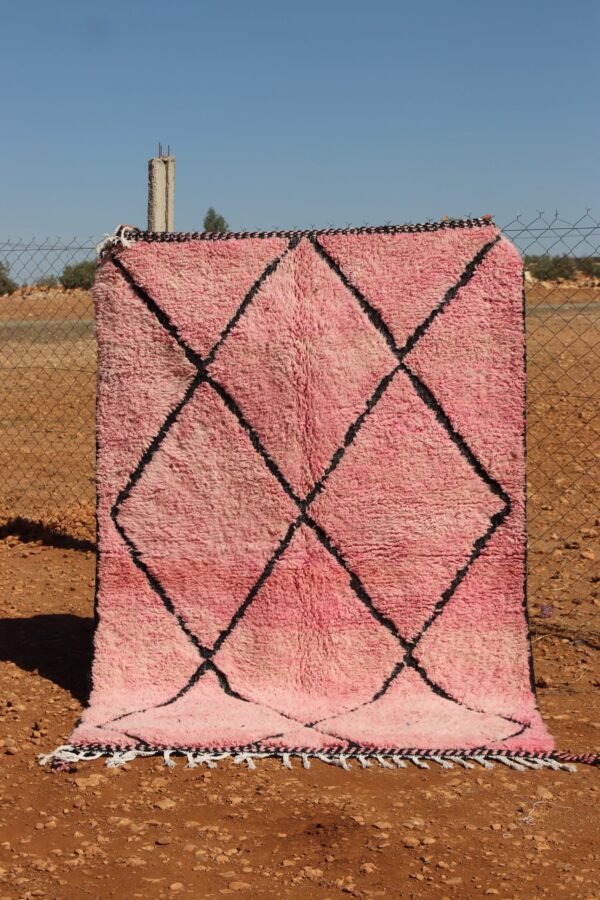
[147,145,175,232]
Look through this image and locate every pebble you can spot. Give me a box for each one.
[402,837,420,849]
[302,866,323,878]
[74,774,103,789]
[169,884,184,893]
[403,817,425,829]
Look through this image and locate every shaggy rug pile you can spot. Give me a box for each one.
[45,217,596,771]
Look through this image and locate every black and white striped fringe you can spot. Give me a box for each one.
[96,217,497,258]
[38,745,599,772]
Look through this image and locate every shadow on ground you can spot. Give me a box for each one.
[0,614,94,702]
[0,517,96,552]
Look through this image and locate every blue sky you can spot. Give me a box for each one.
[2,0,599,238]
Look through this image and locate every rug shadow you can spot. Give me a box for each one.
[0,614,94,703]
[0,517,96,552]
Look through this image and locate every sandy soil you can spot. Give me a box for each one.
[0,282,599,898]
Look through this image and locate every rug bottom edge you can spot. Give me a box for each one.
[39,745,599,772]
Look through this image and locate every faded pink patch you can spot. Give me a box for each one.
[74,267,202,742]
[116,237,288,358]
[318,226,496,349]
[72,224,554,756]
[310,368,505,643]
[318,667,522,749]
[118,382,298,648]
[414,518,534,724]
[210,238,397,497]
[214,525,400,722]
[114,671,297,748]
[406,238,526,492]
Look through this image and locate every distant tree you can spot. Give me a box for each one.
[0,261,18,296]
[60,260,97,290]
[578,257,600,279]
[524,254,576,281]
[203,207,229,233]
[36,275,59,288]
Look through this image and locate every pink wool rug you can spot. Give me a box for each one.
[44,217,596,771]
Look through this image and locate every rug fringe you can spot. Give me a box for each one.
[96,224,136,259]
[38,746,597,772]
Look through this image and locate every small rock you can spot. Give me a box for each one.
[402,837,420,849]
[169,884,184,893]
[372,820,392,830]
[229,883,251,892]
[403,817,425,829]
[302,866,323,879]
[155,799,176,811]
[360,862,377,874]
[535,787,554,800]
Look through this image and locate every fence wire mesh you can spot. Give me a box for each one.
[1,216,599,641]
[0,238,97,541]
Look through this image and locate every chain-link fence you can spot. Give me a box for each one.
[1,216,599,636]
[0,238,97,541]
[503,213,600,646]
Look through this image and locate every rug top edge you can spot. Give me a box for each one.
[110,216,497,245]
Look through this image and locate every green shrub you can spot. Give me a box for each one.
[203,207,229,233]
[0,261,18,296]
[524,254,576,281]
[60,260,96,290]
[36,275,59,288]
[577,257,600,278]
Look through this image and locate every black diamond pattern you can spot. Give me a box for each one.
[101,233,528,742]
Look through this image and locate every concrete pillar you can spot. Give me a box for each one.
[147,155,175,231]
